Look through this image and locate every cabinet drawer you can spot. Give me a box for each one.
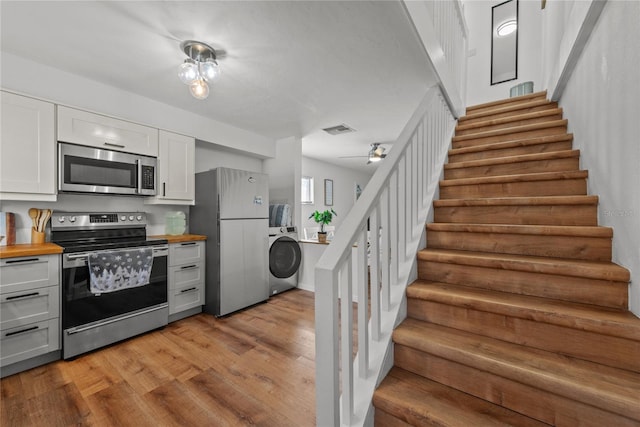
[0,255,59,294]
[1,285,59,330]
[57,105,158,157]
[169,262,204,290]
[169,241,205,266]
[1,319,59,367]
[169,283,203,315]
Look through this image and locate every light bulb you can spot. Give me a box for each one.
[189,79,209,100]
[178,59,198,84]
[369,156,382,162]
[200,58,220,81]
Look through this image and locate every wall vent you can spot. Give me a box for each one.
[322,124,356,135]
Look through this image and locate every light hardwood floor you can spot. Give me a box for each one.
[1,289,318,426]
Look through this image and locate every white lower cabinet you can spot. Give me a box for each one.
[168,241,205,320]
[0,255,60,375]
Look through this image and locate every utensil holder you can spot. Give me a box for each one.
[31,229,45,244]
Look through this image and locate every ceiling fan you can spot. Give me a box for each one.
[339,143,387,164]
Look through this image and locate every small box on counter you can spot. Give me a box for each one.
[0,212,16,246]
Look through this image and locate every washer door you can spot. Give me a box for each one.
[269,236,302,279]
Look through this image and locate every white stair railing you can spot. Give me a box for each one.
[314,85,455,426]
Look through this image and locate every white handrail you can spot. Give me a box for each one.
[314,85,455,426]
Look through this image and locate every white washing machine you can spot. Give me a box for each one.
[269,226,302,295]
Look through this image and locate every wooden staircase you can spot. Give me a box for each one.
[372,91,640,426]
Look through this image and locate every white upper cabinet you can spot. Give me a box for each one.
[146,130,195,205]
[0,91,56,201]
[57,105,158,157]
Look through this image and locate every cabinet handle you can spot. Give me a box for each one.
[180,287,198,294]
[6,292,39,301]
[104,142,125,149]
[5,326,38,337]
[163,182,166,197]
[180,264,197,270]
[180,242,196,246]
[5,258,39,264]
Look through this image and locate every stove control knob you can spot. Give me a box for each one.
[129,215,135,221]
[69,216,76,223]
[136,215,143,221]
[58,216,65,223]
[120,215,127,221]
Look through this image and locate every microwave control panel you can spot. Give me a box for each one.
[141,165,155,190]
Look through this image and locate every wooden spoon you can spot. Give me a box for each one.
[28,208,38,229]
[42,209,52,231]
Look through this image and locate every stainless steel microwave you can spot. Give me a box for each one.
[58,142,157,196]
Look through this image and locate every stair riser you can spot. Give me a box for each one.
[394,345,639,427]
[453,126,567,149]
[418,260,628,309]
[460,102,559,126]
[434,204,598,226]
[426,230,611,261]
[440,178,587,199]
[466,94,548,116]
[407,299,640,372]
[373,409,414,427]
[456,113,564,136]
[449,140,573,163]
[444,157,579,180]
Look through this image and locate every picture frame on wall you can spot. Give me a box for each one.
[324,179,333,206]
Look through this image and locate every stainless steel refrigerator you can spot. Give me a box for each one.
[190,167,269,316]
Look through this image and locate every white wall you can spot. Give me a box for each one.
[300,156,372,236]
[195,140,264,174]
[464,0,543,106]
[263,136,302,226]
[1,52,276,158]
[556,1,640,315]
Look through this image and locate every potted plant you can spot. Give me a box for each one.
[309,208,337,243]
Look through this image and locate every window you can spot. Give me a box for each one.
[301,176,314,204]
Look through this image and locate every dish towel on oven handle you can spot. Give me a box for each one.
[88,248,154,294]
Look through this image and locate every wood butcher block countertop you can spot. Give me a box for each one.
[0,243,64,259]
[150,234,207,243]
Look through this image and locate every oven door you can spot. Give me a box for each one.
[61,245,168,358]
[58,142,156,195]
[62,245,168,330]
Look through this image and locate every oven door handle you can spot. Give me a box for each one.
[66,245,169,260]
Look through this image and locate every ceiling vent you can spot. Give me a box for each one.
[322,124,356,135]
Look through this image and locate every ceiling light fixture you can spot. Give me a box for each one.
[497,20,517,37]
[367,143,386,164]
[177,40,220,100]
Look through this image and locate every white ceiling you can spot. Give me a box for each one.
[0,1,436,174]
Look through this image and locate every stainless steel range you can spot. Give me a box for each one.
[51,211,168,359]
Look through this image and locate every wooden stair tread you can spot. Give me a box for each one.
[449,134,574,156]
[452,120,568,143]
[407,281,640,341]
[374,367,550,427]
[444,150,579,170]
[417,248,630,282]
[433,195,598,207]
[394,319,640,421]
[440,170,588,187]
[466,91,548,114]
[456,108,563,133]
[426,223,612,238]
[460,99,556,123]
